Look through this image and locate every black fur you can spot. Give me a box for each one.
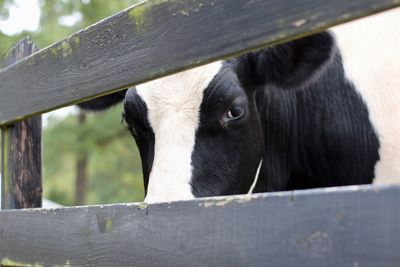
[78,90,127,111]
[123,89,154,193]
[254,53,379,192]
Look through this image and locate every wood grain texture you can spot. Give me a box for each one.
[0,0,399,125]
[0,185,399,266]
[1,38,42,210]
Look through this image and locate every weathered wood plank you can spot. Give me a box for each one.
[0,0,399,125]
[0,185,399,266]
[0,38,42,209]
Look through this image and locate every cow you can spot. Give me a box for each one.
[80,8,400,203]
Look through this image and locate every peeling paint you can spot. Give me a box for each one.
[105,218,113,231]
[175,10,189,16]
[0,257,42,267]
[0,257,72,267]
[215,200,230,207]
[293,19,306,27]
[235,195,253,203]
[60,41,72,57]
[96,214,113,233]
[137,202,148,210]
[70,35,80,47]
[49,47,58,57]
[127,0,168,33]
[203,202,215,208]
[172,1,206,17]
[202,195,254,208]
[128,0,199,32]
[129,4,146,28]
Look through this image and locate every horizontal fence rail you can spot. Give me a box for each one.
[0,185,399,266]
[0,0,399,125]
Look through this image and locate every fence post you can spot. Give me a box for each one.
[1,37,42,209]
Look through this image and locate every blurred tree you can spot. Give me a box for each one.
[75,110,88,205]
[1,0,144,205]
[44,105,144,205]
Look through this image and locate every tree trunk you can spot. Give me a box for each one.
[75,111,88,205]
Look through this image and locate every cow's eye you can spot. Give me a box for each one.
[226,105,244,119]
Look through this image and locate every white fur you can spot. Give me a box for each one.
[136,62,223,203]
[332,8,400,184]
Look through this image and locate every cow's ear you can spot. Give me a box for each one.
[247,32,335,89]
[77,89,127,111]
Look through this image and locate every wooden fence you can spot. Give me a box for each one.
[0,0,399,266]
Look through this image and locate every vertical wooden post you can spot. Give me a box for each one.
[1,37,42,209]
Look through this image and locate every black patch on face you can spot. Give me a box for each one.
[190,64,264,197]
[123,88,155,193]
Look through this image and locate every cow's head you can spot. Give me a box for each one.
[122,32,334,203]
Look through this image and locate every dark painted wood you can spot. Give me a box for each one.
[0,0,399,125]
[1,38,42,209]
[0,185,399,266]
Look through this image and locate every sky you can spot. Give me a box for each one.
[0,0,83,35]
[0,0,40,35]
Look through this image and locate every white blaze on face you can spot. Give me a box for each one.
[332,8,400,184]
[136,62,223,203]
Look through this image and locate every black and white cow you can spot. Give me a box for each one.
[80,9,400,203]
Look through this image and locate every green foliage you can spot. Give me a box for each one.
[0,0,12,20]
[1,0,144,205]
[44,105,144,205]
